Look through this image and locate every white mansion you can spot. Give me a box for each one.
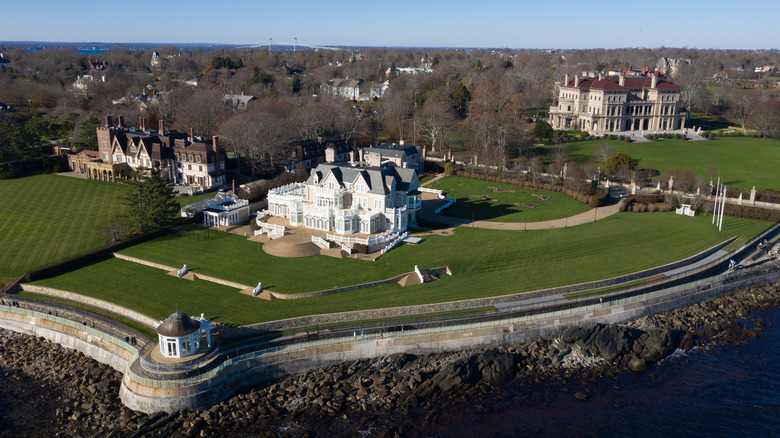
[268,162,421,235]
[548,74,685,135]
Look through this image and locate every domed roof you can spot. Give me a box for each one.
[156,312,201,337]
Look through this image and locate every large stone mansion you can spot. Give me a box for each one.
[548,74,685,135]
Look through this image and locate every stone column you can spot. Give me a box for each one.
[750,186,757,205]
[668,176,674,193]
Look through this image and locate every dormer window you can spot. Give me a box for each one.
[328,182,334,190]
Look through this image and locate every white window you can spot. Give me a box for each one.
[374,199,383,210]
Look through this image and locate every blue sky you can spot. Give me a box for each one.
[3,0,778,49]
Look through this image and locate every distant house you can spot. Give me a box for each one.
[72,74,104,92]
[362,143,424,171]
[369,81,390,100]
[185,77,201,87]
[755,65,777,73]
[386,67,433,76]
[280,137,353,173]
[223,93,257,110]
[151,51,161,69]
[321,78,363,100]
[87,59,108,71]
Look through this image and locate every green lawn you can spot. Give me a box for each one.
[427,177,590,222]
[537,136,780,191]
[0,174,130,282]
[33,212,771,326]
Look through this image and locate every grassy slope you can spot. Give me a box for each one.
[429,176,590,222]
[537,137,780,191]
[35,212,771,325]
[0,174,129,281]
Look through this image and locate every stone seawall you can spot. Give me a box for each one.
[3,265,779,416]
[120,267,780,413]
[0,305,137,375]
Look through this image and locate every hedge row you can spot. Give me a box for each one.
[454,170,608,207]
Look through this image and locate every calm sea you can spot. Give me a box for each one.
[417,308,780,437]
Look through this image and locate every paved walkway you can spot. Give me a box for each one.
[419,174,623,231]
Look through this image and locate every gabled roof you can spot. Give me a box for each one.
[306,163,417,195]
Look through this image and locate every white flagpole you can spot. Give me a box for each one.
[712,177,720,224]
[719,186,726,231]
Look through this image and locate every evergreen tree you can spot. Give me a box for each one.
[532,120,553,139]
[122,169,179,232]
[452,82,471,116]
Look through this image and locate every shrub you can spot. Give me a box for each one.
[532,120,553,138]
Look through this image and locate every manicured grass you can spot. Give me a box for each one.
[537,136,780,191]
[34,212,772,325]
[427,177,590,222]
[0,174,129,282]
[17,292,158,340]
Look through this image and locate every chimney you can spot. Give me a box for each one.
[574,74,579,87]
[598,73,603,81]
[212,136,221,174]
[105,115,113,127]
[139,117,146,131]
[325,144,336,163]
[190,128,194,142]
[117,115,124,128]
[564,74,569,86]
[651,75,657,89]
[350,150,356,165]
[158,120,164,134]
[241,91,245,96]
[619,75,625,87]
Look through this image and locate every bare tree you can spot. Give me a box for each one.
[592,142,614,163]
[220,112,289,176]
[329,100,361,145]
[288,101,331,140]
[747,98,780,138]
[418,101,456,154]
[177,90,229,138]
[377,89,414,142]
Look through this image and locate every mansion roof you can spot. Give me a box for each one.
[307,163,417,196]
[366,143,420,159]
[563,76,681,91]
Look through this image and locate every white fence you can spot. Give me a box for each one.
[256,220,285,238]
[341,243,353,254]
[326,229,398,246]
[380,232,408,254]
[311,236,330,249]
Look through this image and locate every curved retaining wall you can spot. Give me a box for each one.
[0,305,138,375]
[4,265,779,414]
[119,266,780,413]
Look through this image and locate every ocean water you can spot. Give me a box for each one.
[419,308,780,437]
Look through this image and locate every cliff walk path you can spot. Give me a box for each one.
[419,173,624,232]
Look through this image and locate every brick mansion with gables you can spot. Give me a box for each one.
[548,73,685,135]
[67,116,226,189]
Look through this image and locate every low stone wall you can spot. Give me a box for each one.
[267,266,452,300]
[112,253,174,271]
[19,284,160,328]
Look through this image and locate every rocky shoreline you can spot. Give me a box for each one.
[1,278,779,437]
